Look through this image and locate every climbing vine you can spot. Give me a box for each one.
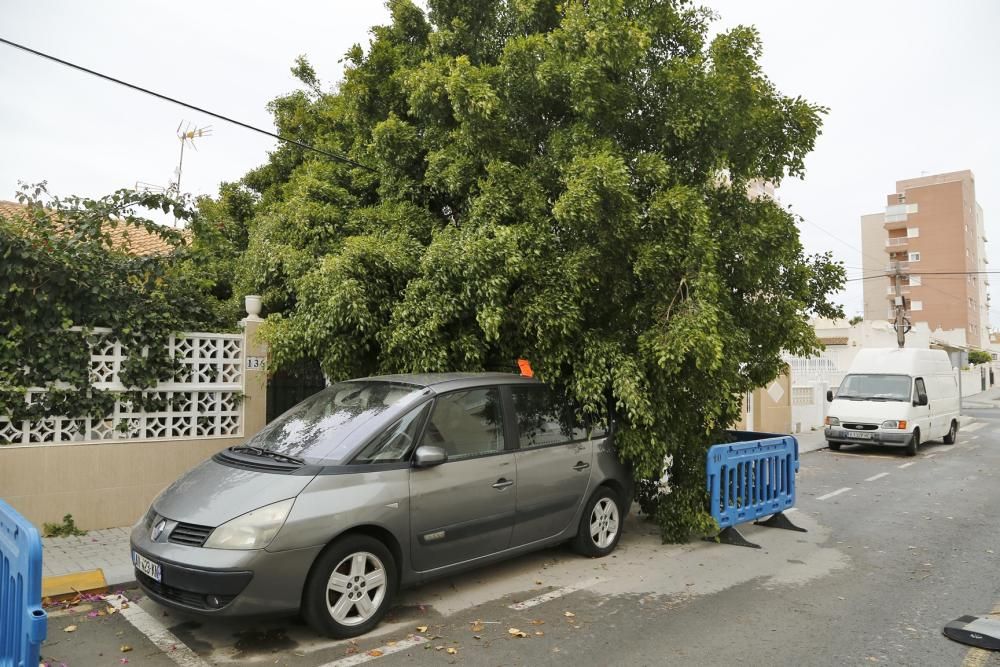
[0,184,227,431]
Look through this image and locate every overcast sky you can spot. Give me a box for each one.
[2,1,998,321]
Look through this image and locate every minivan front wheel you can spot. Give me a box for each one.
[303,534,396,638]
[572,487,623,557]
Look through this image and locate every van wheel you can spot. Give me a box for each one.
[943,420,958,444]
[302,535,396,639]
[905,428,919,457]
[828,441,841,451]
[571,486,624,558]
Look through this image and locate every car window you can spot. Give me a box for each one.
[352,402,430,464]
[243,380,424,464]
[914,377,926,399]
[512,386,588,448]
[421,388,504,460]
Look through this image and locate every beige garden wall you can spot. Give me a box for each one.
[0,315,269,531]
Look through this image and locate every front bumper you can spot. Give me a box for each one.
[130,523,322,617]
[824,427,912,447]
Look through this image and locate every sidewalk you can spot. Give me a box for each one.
[42,527,133,598]
[41,385,999,598]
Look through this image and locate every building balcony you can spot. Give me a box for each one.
[885,237,910,248]
[885,286,911,296]
[883,219,909,231]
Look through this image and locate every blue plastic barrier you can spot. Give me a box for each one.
[705,431,803,547]
[0,498,47,667]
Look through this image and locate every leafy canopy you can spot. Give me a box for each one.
[0,185,227,427]
[223,0,843,541]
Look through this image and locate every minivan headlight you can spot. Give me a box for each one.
[825,416,840,426]
[203,498,295,550]
[881,420,907,430]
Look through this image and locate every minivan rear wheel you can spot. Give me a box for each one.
[571,486,623,558]
[303,534,396,638]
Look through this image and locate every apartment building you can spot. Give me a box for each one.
[861,170,989,349]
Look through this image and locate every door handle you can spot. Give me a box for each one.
[492,478,514,490]
[572,461,590,471]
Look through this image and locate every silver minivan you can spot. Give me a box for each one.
[130,373,633,637]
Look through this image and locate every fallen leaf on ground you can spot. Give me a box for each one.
[473,635,481,640]
[470,621,484,632]
[508,628,528,638]
[367,649,384,657]
[120,645,132,653]
[63,625,77,633]
[435,645,445,650]
[416,625,428,633]
[535,631,545,636]
[447,648,458,655]
[386,641,396,646]
[293,649,306,656]
[563,611,575,618]
[535,580,543,585]
[530,619,545,625]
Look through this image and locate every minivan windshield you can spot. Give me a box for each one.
[242,381,424,464]
[836,374,912,402]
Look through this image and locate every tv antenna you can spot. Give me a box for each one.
[170,121,212,196]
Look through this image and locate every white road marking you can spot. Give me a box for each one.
[968,445,981,451]
[963,422,985,432]
[104,594,209,667]
[924,453,937,459]
[318,635,428,666]
[507,576,602,610]
[965,435,980,441]
[898,462,916,469]
[864,472,890,482]
[816,487,851,501]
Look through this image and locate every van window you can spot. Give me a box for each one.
[352,402,430,464]
[421,388,505,460]
[914,378,927,400]
[512,386,588,448]
[837,374,912,402]
[243,380,425,464]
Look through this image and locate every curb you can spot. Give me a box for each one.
[43,567,137,600]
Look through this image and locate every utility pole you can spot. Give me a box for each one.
[891,260,910,348]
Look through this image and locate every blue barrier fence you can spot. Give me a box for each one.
[706,431,799,530]
[0,498,47,667]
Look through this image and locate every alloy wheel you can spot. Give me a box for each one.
[590,497,620,549]
[325,551,387,626]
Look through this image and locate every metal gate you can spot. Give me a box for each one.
[266,359,327,423]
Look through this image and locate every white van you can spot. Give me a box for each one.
[824,348,960,456]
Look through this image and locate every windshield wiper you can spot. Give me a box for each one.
[230,445,266,456]
[229,446,304,465]
[260,451,305,465]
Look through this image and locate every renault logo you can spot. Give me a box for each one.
[151,519,167,541]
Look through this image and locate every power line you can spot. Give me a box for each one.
[0,36,374,173]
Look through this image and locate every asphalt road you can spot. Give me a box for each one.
[40,406,1000,667]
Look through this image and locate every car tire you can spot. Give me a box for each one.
[905,428,919,457]
[571,486,624,558]
[943,420,958,445]
[828,441,841,451]
[302,534,397,639]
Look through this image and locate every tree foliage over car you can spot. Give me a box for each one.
[216,0,843,541]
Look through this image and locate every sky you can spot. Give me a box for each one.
[1,1,998,321]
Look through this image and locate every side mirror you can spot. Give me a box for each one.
[413,445,447,468]
[826,389,834,403]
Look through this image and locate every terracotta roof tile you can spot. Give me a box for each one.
[0,200,189,256]
[819,336,849,346]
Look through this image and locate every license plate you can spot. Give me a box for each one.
[132,550,161,582]
[846,431,873,440]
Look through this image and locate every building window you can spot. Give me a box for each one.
[910,300,923,311]
[909,275,921,286]
[907,227,919,238]
[908,252,921,262]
